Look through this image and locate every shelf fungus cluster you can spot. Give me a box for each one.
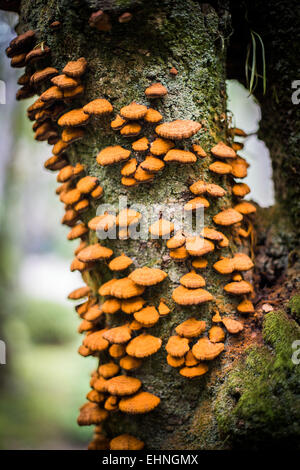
[7,26,256,450]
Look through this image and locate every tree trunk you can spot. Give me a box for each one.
[5,0,299,450]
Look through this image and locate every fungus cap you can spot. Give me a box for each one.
[200,227,224,242]
[192,337,224,361]
[149,219,174,237]
[134,306,159,327]
[63,84,85,99]
[234,201,256,215]
[120,102,147,120]
[110,278,145,299]
[77,176,98,194]
[134,165,154,182]
[186,236,215,257]
[121,158,137,176]
[213,257,235,274]
[120,122,142,137]
[110,434,144,451]
[166,231,186,249]
[63,57,87,77]
[141,156,165,173]
[86,390,105,404]
[179,271,206,289]
[77,243,113,262]
[77,403,108,426]
[53,139,69,156]
[68,286,91,300]
[98,362,120,379]
[231,157,248,178]
[175,318,206,338]
[166,335,190,357]
[98,279,118,297]
[51,74,78,89]
[85,305,103,322]
[213,208,243,226]
[232,183,250,197]
[144,108,163,123]
[102,325,132,344]
[170,246,189,261]
[119,355,142,371]
[111,115,126,130]
[31,67,58,84]
[97,146,130,166]
[164,149,197,163]
[156,120,201,140]
[62,127,85,144]
[126,333,162,358]
[109,344,126,358]
[172,286,213,305]
[129,320,143,331]
[191,257,208,269]
[40,86,63,102]
[25,45,51,64]
[104,396,118,411]
[101,298,121,314]
[129,267,167,286]
[78,319,94,333]
[158,300,170,316]
[209,326,225,343]
[132,137,149,151]
[121,297,146,314]
[116,208,142,227]
[185,350,199,367]
[237,298,254,314]
[91,185,103,199]
[83,330,109,352]
[233,253,254,271]
[93,376,109,393]
[119,392,160,414]
[184,196,209,211]
[88,213,116,232]
[179,364,209,378]
[106,375,141,396]
[224,281,253,295]
[145,83,168,98]
[150,137,174,156]
[222,317,244,334]
[58,108,90,127]
[192,143,207,158]
[211,141,237,159]
[108,254,133,271]
[78,345,92,357]
[83,98,113,115]
[118,12,133,23]
[209,161,232,174]
[67,223,88,240]
[189,180,207,195]
[167,355,185,368]
[206,183,227,198]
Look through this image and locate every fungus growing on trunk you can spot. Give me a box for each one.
[6,11,257,448]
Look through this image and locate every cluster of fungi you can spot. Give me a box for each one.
[7,15,256,451]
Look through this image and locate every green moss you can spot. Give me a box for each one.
[214,310,300,449]
[289,294,300,320]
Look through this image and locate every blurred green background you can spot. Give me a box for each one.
[0,11,273,450]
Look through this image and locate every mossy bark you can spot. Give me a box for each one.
[14,0,300,450]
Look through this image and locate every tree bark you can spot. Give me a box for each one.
[6,0,300,450]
